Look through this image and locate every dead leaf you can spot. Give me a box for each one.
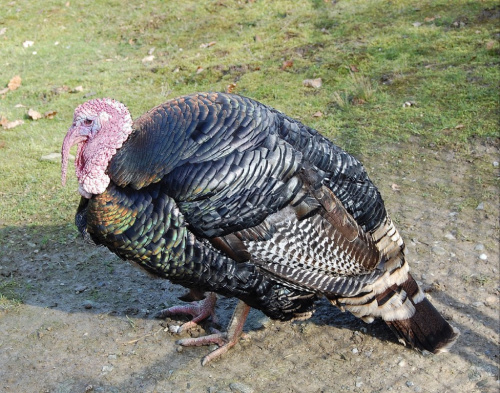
[70,85,84,93]
[281,60,294,70]
[0,116,7,127]
[349,64,359,73]
[3,119,24,129]
[200,41,216,48]
[391,183,401,191]
[313,111,323,117]
[225,83,237,94]
[44,111,57,119]
[424,16,435,22]
[196,66,204,74]
[15,104,27,108]
[142,55,155,63]
[302,78,322,88]
[352,97,367,105]
[28,108,42,120]
[455,124,465,130]
[0,141,5,149]
[23,40,34,48]
[0,87,9,95]
[412,22,422,27]
[0,28,6,36]
[486,41,496,50]
[8,75,21,91]
[403,101,417,108]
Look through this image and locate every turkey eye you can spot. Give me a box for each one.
[83,119,93,126]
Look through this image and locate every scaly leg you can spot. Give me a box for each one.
[177,300,251,366]
[157,292,218,333]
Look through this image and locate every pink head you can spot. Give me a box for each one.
[61,98,133,198]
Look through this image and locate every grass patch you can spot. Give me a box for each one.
[0,0,498,227]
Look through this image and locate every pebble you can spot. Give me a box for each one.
[355,381,363,388]
[485,296,497,307]
[431,245,447,256]
[472,302,484,308]
[444,233,456,240]
[476,202,484,210]
[479,254,488,261]
[351,347,359,354]
[406,381,414,387]
[229,382,254,393]
[83,300,94,309]
[474,244,485,251]
[101,365,114,373]
[493,161,499,167]
[398,359,406,367]
[414,386,422,392]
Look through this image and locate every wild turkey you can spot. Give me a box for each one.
[61,92,458,365]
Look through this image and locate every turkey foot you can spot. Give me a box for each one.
[177,300,251,366]
[157,292,217,333]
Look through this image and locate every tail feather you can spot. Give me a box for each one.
[386,297,459,354]
[338,273,459,354]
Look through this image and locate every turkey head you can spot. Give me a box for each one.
[61,98,133,198]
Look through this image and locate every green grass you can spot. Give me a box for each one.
[0,0,498,228]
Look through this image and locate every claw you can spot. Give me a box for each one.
[177,300,251,366]
[157,292,217,333]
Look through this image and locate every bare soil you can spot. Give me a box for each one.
[1,141,498,393]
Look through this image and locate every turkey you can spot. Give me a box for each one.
[61,92,458,365]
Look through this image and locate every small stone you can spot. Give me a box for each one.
[479,254,488,261]
[444,233,456,240]
[472,302,484,308]
[176,346,183,353]
[476,202,484,210]
[355,381,363,388]
[101,364,113,373]
[229,382,254,393]
[414,386,422,393]
[83,300,93,309]
[431,245,447,256]
[406,381,414,387]
[493,161,499,167]
[352,347,359,354]
[398,359,406,367]
[168,325,180,334]
[75,285,88,294]
[484,296,497,307]
[474,244,485,251]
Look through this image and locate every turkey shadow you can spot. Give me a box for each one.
[0,224,498,381]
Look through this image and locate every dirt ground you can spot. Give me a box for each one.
[0,141,498,393]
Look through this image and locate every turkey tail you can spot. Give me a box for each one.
[383,274,459,354]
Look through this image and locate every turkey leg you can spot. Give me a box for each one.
[176,300,251,366]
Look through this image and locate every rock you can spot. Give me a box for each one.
[431,245,447,256]
[83,300,94,309]
[229,382,254,393]
[101,364,114,373]
[485,296,497,307]
[493,161,499,167]
[479,254,488,261]
[406,381,414,387]
[351,347,359,354]
[472,302,484,308]
[476,202,484,210]
[444,233,456,240]
[474,244,485,251]
[398,359,406,367]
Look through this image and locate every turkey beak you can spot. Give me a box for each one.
[61,126,87,186]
